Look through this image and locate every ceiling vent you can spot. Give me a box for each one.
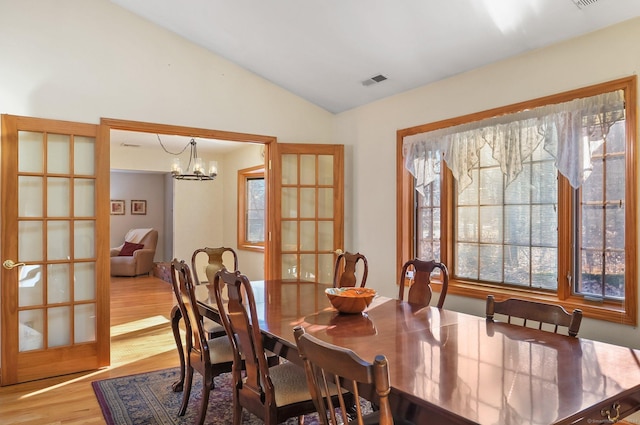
[361,74,388,87]
[121,143,140,148]
[571,0,599,9]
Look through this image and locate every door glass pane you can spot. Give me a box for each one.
[47,177,70,217]
[318,253,334,284]
[282,188,298,218]
[300,221,316,251]
[18,265,43,307]
[18,131,43,173]
[47,263,70,304]
[282,221,298,251]
[300,155,316,185]
[318,188,333,218]
[74,221,95,259]
[300,188,316,218]
[318,221,333,251]
[74,136,95,176]
[75,303,96,343]
[18,221,43,262]
[282,154,297,184]
[74,178,95,217]
[18,176,43,217]
[48,306,70,347]
[19,309,44,351]
[318,155,333,185]
[300,254,316,282]
[282,254,298,279]
[47,221,70,260]
[74,262,96,301]
[47,134,70,174]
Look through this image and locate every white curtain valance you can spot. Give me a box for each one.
[403,90,625,195]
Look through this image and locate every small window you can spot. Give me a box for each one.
[238,166,265,251]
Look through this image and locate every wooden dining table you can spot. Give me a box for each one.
[170,279,640,424]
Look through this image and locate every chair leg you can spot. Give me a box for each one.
[179,366,194,416]
[196,371,212,425]
[232,392,243,425]
[170,305,186,392]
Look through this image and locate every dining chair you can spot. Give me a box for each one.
[191,246,239,338]
[212,268,320,425]
[294,326,414,425]
[333,251,369,288]
[191,246,239,285]
[485,295,583,337]
[170,259,236,425]
[398,259,449,308]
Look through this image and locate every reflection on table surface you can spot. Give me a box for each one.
[196,280,640,425]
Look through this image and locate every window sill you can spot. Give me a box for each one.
[433,279,635,326]
[238,244,264,253]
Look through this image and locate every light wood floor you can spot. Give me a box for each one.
[0,275,180,425]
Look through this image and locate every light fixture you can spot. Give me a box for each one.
[157,135,218,181]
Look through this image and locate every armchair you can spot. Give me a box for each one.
[110,228,158,277]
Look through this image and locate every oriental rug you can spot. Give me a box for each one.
[92,367,323,425]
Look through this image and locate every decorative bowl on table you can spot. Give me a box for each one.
[325,287,377,314]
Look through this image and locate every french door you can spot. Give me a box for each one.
[269,143,344,283]
[1,115,109,385]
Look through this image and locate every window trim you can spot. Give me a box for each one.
[396,76,637,325]
[238,165,265,252]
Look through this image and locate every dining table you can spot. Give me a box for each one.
[170,279,640,424]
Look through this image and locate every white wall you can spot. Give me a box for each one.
[334,18,640,348]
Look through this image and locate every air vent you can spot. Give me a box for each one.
[121,143,140,148]
[571,0,599,9]
[361,74,388,87]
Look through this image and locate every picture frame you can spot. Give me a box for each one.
[110,200,125,215]
[131,200,147,215]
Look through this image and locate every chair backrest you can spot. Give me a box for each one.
[124,228,158,250]
[293,326,394,425]
[191,246,238,285]
[333,251,368,288]
[398,259,449,308]
[212,268,275,409]
[170,259,210,362]
[485,295,583,337]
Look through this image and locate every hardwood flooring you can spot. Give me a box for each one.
[0,275,180,425]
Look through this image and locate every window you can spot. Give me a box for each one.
[238,165,265,251]
[397,77,637,324]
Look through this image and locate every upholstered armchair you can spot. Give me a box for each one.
[110,228,158,277]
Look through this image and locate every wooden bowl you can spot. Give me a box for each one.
[325,287,376,314]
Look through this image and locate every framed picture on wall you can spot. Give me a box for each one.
[131,200,147,215]
[110,200,125,215]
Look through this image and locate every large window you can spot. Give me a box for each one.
[238,165,265,251]
[397,77,637,324]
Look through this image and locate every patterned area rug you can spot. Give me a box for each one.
[92,367,323,425]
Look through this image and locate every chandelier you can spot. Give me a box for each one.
[158,135,218,181]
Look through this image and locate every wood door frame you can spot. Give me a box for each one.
[100,118,277,279]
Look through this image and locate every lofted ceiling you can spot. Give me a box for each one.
[109,0,640,114]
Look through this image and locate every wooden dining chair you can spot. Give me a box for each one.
[333,251,369,288]
[294,326,413,425]
[398,259,449,308]
[191,246,239,285]
[212,268,319,425]
[170,259,236,425]
[191,246,239,337]
[485,295,583,337]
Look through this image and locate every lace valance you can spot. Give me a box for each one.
[403,90,625,195]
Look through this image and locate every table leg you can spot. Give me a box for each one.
[170,304,185,392]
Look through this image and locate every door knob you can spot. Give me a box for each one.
[334,249,344,255]
[3,260,25,270]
